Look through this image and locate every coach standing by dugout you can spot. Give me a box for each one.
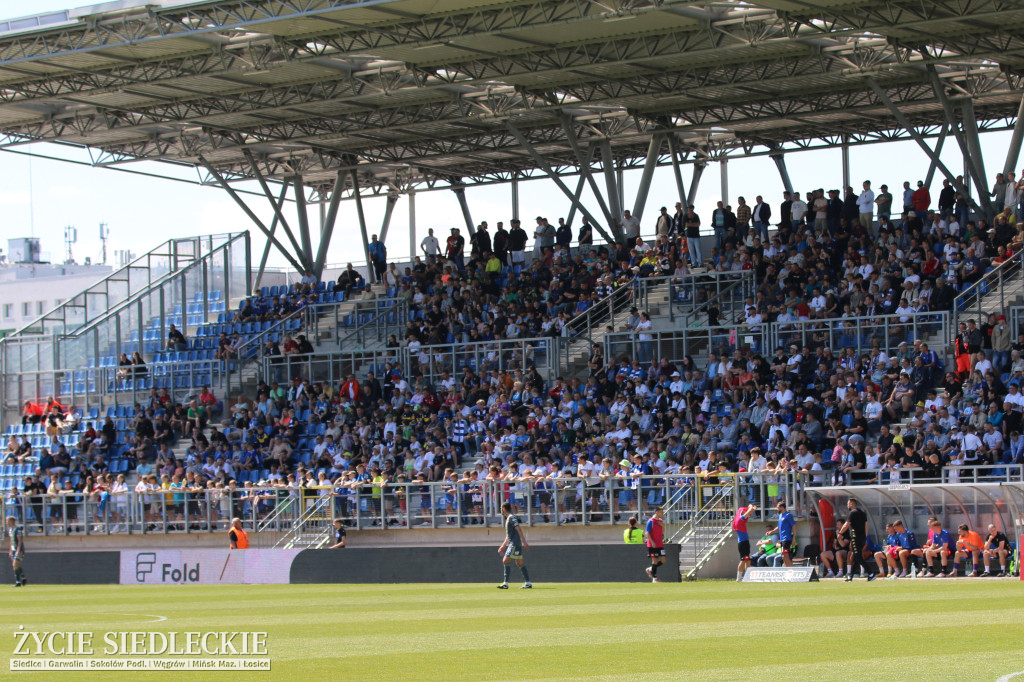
[842,498,875,581]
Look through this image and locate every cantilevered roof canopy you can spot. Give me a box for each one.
[1,0,1023,200]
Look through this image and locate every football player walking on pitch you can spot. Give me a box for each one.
[7,516,26,587]
[645,506,666,582]
[498,501,532,589]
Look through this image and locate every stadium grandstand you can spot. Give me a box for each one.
[1,0,1023,583]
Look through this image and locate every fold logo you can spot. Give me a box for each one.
[135,552,157,583]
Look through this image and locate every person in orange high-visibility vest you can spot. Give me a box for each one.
[228,517,249,549]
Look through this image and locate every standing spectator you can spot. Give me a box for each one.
[420,228,440,260]
[555,218,572,251]
[874,183,892,223]
[735,196,750,235]
[507,219,528,267]
[684,205,702,267]
[992,315,1012,373]
[471,222,492,260]
[368,234,387,284]
[857,180,875,235]
[446,228,466,275]
[492,223,509,265]
[710,201,726,249]
[655,206,671,238]
[619,210,640,244]
[912,180,931,214]
[751,195,771,242]
[779,191,792,230]
[533,216,555,257]
[577,217,593,254]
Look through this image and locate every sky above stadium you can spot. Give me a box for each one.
[0,1,1018,271]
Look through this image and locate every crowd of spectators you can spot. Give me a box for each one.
[7,168,1024,533]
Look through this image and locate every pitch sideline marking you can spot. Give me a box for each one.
[996,671,1024,682]
[92,612,168,623]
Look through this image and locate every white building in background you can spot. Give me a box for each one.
[0,238,112,337]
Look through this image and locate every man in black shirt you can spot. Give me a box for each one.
[328,518,346,548]
[982,524,1010,576]
[841,497,875,581]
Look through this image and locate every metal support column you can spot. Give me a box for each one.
[253,181,290,294]
[632,133,662,221]
[960,97,989,202]
[564,171,588,229]
[452,185,475,234]
[408,190,417,261]
[719,158,729,206]
[293,177,313,272]
[506,122,617,244]
[312,170,346,279]
[866,78,984,216]
[771,151,794,195]
[199,157,306,274]
[617,167,625,218]
[378,191,400,244]
[925,124,948,188]
[926,68,991,213]
[351,170,373,280]
[687,161,706,207]
[1004,94,1024,178]
[559,115,616,228]
[511,177,520,221]
[601,140,623,234]
[667,135,687,206]
[242,150,308,271]
[841,140,850,190]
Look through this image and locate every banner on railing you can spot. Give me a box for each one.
[119,549,302,585]
[742,567,819,583]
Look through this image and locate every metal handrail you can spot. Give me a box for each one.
[335,297,409,349]
[57,233,250,342]
[5,232,244,338]
[953,248,1024,330]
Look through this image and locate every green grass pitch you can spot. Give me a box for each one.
[2,581,1023,680]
